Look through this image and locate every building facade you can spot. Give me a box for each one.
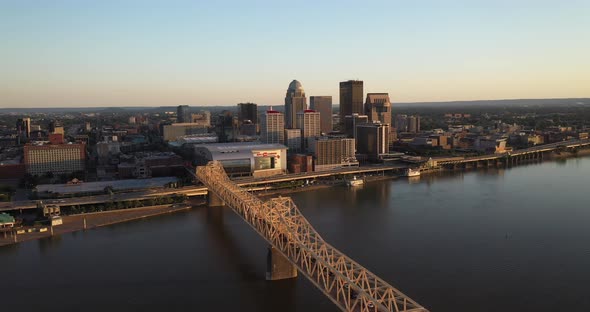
[308,137,358,171]
[344,114,369,139]
[284,80,307,129]
[356,123,390,161]
[238,103,258,124]
[190,111,211,126]
[260,109,284,144]
[284,128,302,153]
[177,105,191,123]
[365,93,392,126]
[24,143,86,175]
[296,110,321,152]
[310,96,333,133]
[339,80,364,125]
[193,143,288,177]
[163,123,209,141]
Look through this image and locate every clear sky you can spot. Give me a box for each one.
[1,0,589,107]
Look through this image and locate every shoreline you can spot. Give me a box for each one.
[0,204,192,247]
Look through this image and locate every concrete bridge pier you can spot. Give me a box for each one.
[207,191,225,207]
[266,246,297,280]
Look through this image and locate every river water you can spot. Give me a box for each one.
[2,157,590,312]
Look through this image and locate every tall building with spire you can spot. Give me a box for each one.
[284,80,307,129]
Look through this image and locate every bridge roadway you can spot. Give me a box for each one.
[0,164,408,212]
[435,139,590,165]
[197,161,428,312]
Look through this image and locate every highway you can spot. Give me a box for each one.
[0,164,408,212]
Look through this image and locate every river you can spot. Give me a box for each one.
[2,157,590,311]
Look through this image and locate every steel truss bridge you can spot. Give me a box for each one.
[196,161,428,312]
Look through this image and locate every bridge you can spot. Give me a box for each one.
[197,161,427,312]
[435,139,590,168]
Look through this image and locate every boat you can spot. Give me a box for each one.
[403,168,421,177]
[345,176,364,187]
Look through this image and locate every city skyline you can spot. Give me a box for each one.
[1,1,589,108]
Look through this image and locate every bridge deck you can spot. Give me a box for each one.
[197,161,428,312]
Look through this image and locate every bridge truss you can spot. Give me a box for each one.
[196,161,428,312]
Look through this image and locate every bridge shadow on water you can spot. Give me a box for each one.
[200,205,299,312]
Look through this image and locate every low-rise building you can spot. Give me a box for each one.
[194,143,287,177]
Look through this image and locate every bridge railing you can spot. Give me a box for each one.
[197,161,427,312]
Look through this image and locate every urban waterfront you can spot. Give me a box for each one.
[2,157,590,312]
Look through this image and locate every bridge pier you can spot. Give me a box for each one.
[266,246,297,280]
[207,191,225,207]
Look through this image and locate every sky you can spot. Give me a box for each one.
[1,0,589,108]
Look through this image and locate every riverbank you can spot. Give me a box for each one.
[0,204,192,247]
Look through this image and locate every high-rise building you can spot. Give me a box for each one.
[16,118,31,142]
[261,109,284,144]
[365,93,392,126]
[238,103,258,124]
[24,143,86,175]
[284,128,302,153]
[339,80,363,125]
[344,114,369,139]
[177,105,191,123]
[310,96,333,133]
[284,80,307,129]
[356,123,390,161]
[408,115,421,133]
[296,110,321,152]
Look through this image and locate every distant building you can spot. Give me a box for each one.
[344,114,369,139]
[356,123,390,161]
[118,152,184,179]
[308,137,358,171]
[16,118,31,142]
[284,128,302,153]
[49,120,64,135]
[24,142,86,175]
[261,109,284,144]
[190,111,211,126]
[296,110,321,152]
[239,120,257,136]
[284,80,307,129]
[365,93,392,126]
[193,143,287,178]
[310,96,333,133]
[163,123,209,141]
[395,115,420,133]
[408,115,420,133]
[339,80,363,125]
[238,103,258,124]
[177,105,191,123]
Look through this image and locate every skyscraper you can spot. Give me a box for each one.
[261,109,284,144]
[339,80,363,125]
[177,105,190,123]
[237,103,258,124]
[16,118,30,140]
[365,93,392,126]
[356,122,390,161]
[284,80,307,129]
[296,110,321,152]
[310,96,333,133]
